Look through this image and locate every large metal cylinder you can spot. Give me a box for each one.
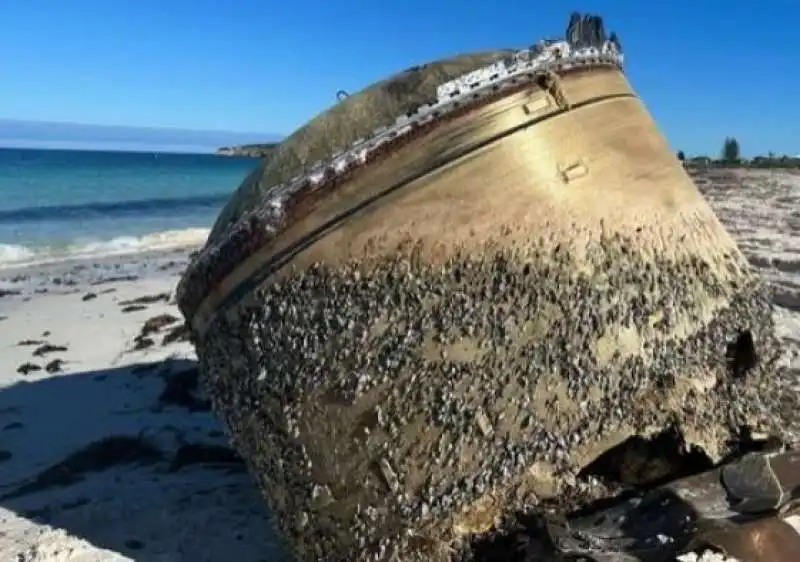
[179,44,785,562]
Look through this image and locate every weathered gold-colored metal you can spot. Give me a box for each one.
[193,67,740,334]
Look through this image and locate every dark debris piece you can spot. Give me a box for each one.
[120,293,170,306]
[132,336,155,351]
[33,343,68,357]
[90,274,139,286]
[466,449,800,562]
[140,314,179,337]
[16,362,41,375]
[17,339,44,346]
[161,323,191,346]
[45,359,65,373]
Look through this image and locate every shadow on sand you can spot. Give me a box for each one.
[0,358,291,562]
[4,360,798,562]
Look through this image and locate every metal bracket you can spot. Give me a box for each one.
[558,159,589,183]
[522,94,554,117]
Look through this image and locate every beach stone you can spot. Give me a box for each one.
[140,313,179,337]
[16,362,41,375]
[45,359,65,373]
[176,15,791,562]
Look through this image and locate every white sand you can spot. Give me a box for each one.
[0,169,798,561]
[696,169,800,438]
[0,262,289,561]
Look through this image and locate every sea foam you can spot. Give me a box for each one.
[0,227,209,269]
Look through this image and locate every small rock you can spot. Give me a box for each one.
[90,274,139,286]
[157,260,178,271]
[162,323,191,346]
[17,339,44,347]
[45,359,65,373]
[33,343,68,357]
[140,314,179,337]
[120,293,170,306]
[82,292,98,301]
[17,362,41,375]
[132,336,154,351]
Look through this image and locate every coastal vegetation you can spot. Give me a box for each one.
[681,137,800,169]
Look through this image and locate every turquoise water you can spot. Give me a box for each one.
[0,148,258,266]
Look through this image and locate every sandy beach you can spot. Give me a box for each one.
[0,249,289,561]
[0,169,798,562]
[692,168,800,423]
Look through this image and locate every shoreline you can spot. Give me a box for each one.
[0,245,290,561]
[0,246,197,314]
[0,226,211,279]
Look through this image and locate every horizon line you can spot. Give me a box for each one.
[0,142,260,156]
[0,117,283,138]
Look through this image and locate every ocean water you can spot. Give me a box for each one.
[0,148,258,267]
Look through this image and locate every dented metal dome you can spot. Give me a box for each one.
[176,12,792,562]
[204,50,516,246]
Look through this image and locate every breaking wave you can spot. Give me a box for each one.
[0,227,209,268]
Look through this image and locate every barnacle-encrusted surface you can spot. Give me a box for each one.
[197,234,784,561]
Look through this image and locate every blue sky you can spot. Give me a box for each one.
[0,0,797,156]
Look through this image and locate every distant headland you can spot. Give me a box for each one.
[0,119,280,154]
[215,142,279,158]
